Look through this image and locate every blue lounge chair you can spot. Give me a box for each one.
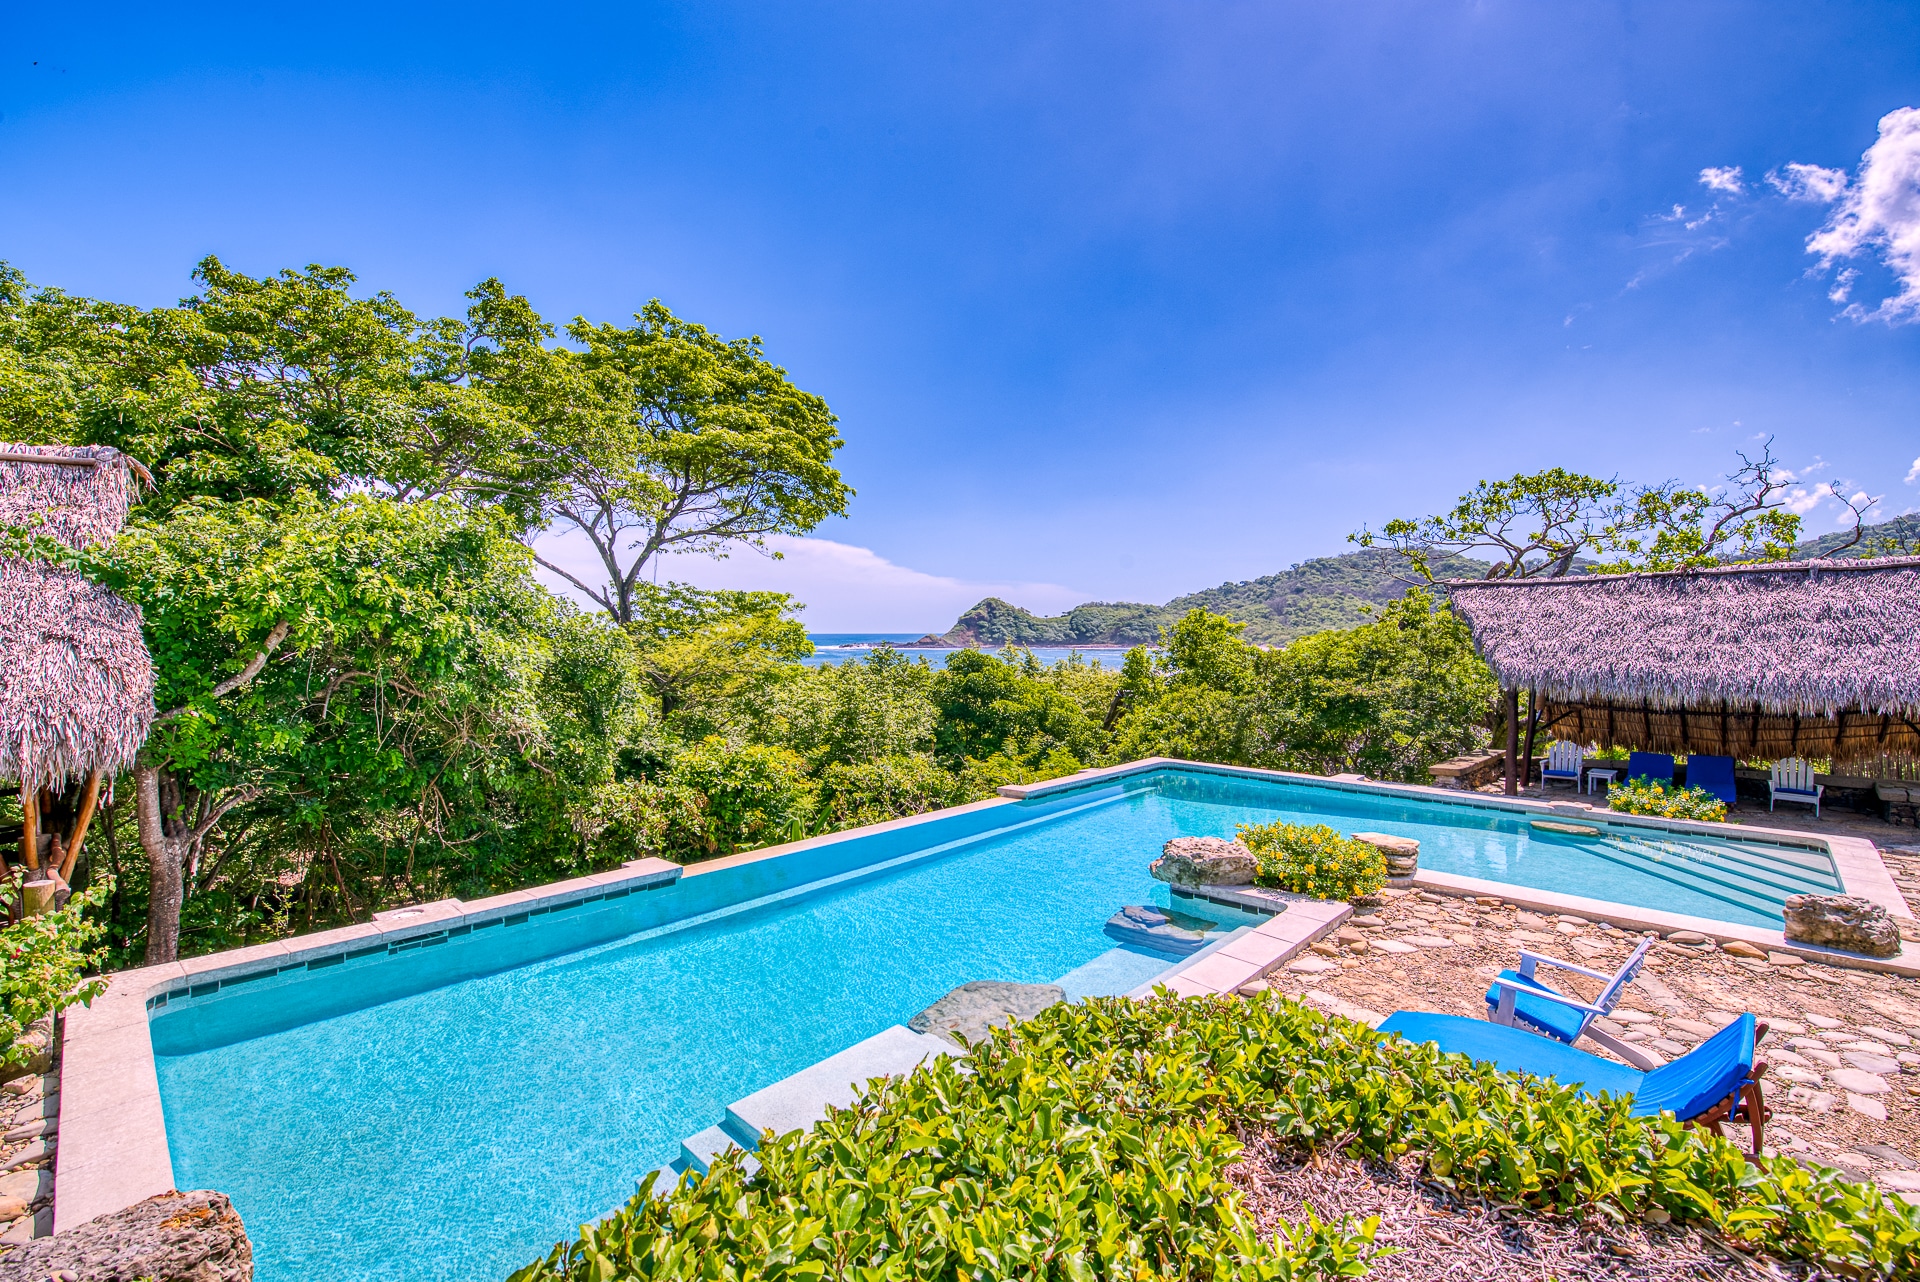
[1485,936,1658,1068]
[1378,1010,1769,1149]
[1685,755,1738,807]
[1626,752,1674,784]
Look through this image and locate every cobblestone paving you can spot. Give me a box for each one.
[1246,854,1920,1207]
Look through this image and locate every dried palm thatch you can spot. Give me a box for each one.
[1447,558,1920,765]
[1,445,155,792]
[0,442,136,551]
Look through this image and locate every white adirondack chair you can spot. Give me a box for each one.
[1485,936,1662,1069]
[1769,758,1824,817]
[1540,741,1584,791]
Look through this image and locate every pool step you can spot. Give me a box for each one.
[673,1024,956,1175]
[1581,833,1836,920]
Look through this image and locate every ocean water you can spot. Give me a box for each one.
[150,768,1838,1282]
[802,632,1131,669]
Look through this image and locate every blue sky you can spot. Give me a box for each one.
[5,2,1918,629]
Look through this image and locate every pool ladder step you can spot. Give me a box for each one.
[673,1024,957,1175]
[1580,833,1837,920]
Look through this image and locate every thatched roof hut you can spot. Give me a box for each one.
[0,444,155,794]
[1445,557,1920,764]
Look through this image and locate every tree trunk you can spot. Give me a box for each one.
[1503,688,1520,796]
[136,765,189,965]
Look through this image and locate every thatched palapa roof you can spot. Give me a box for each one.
[0,444,137,551]
[1,444,155,792]
[1446,558,1920,764]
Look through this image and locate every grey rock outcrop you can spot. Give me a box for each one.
[1150,836,1256,886]
[910,981,1064,1047]
[1782,894,1901,958]
[0,1189,251,1281]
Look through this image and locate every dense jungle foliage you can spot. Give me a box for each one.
[0,258,1502,968]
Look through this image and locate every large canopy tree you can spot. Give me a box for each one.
[0,257,848,962]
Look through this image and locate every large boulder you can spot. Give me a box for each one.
[1103,904,1218,956]
[1351,832,1418,883]
[0,1189,251,1281]
[1150,836,1256,887]
[1782,894,1902,958]
[909,981,1064,1046]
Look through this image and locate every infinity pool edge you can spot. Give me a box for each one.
[55,760,1916,1239]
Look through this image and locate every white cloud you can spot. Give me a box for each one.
[1767,162,1849,203]
[1801,107,1920,322]
[1906,456,1920,484]
[1699,166,1744,194]
[529,529,1090,633]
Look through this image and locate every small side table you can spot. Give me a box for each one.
[1585,768,1619,796]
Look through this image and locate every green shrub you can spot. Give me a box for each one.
[2,884,109,1073]
[663,737,817,859]
[515,993,1919,1281]
[1608,777,1728,822]
[1237,820,1386,901]
[814,753,978,829]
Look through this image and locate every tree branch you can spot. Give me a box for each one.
[153,621,293,724]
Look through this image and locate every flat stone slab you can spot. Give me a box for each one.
[909,980,1065,1046]
[1103,904,1218,957]
[1829,1067,1889,1094]
[1845,1052,1904,1075]
[1373,939,1417,954]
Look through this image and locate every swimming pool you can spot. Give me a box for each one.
[148,765,1842,1281]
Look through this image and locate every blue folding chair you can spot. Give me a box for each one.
[1485,936,1657,1068]
[1378,1011,1770,1150]
[1684,755,1737,807]
[1626,752,1674,784]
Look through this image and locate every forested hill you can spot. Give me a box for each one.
[917,550,1492,648]
[1796,512,1920,559]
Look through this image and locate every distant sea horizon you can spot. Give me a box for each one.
[802,632,1130,669]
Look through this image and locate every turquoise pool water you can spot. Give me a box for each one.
[151,767,1840,1281]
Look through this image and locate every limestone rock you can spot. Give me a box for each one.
[1102,904,1218,956]
[1849,1093,1890,1122]
[1150,837,1257,887]
[1665,930,1708,944]
[1352,832,1418,878]
[1720,940,1767,959]
[0,1189,251,1281]
[909,981,1065,1047]
[1782,894,1901,958]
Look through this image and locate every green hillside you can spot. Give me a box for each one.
[1797,512,1920,559]
[918,550,1491,648]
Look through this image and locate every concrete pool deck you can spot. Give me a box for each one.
[49,758,1914,1239]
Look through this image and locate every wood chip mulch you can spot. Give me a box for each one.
[1226,1128,1807,1281]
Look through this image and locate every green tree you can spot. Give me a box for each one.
[663,738,816,859]
[930,650,1105,767]
[768,646,939,767]
[1250,591,1495,780]
[522,302,853,624]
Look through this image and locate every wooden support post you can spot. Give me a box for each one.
[20,785,38,871]
[1504,688,1520,796]
[1520,688,1541,793]
[59,769,102,881]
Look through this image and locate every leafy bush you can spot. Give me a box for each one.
[662,738,817,859]
[814,753,978,829]
[515,992,1920,1282]
[2,884,110,1074]
[1608,777,1728,822]
[1238,821,1387,901]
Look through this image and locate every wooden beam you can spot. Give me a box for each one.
[58,769,102,881]
[1504,688,1520,795]
[1678,703,1691,754]
[1520,688,1542,791]
[1832,710,1850,767]
[1720,700,1730,757]
[0,450,97,468]
[19,786,38,872]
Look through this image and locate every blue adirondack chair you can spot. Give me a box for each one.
[1685,755,1738,807]
[1484,936,1657,1068]
[1377,1011,1769,1149]
[1627,752,1675,784]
